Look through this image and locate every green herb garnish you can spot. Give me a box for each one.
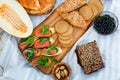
[50,58,58,63]
[37,56,58,66]
[21,36,35,45]
[41,24,49,34]
[26,48,35,60]
[39,38,49,44]
[37,56,50,66]
[26,52,34,60]
[46,45,58,52]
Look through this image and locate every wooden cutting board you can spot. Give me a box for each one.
[20,0,103,74]
[33,10,94,74]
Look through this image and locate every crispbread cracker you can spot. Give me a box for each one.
[88,4,99,18]
[55,20,69,34]
[61,25,73,37]
[79,5,93,20]
[88,0,103,13]
[58,34,73,40]
[60,40,73,48]
[58,36,73,44]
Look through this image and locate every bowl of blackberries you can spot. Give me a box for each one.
[93,11,119,35]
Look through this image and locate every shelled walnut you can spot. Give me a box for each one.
[52,62,71,80]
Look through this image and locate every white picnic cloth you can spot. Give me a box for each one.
[0,0,120,80]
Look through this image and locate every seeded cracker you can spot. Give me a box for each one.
[76,40,104,74]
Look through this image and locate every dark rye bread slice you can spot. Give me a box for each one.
[75,40,104,74]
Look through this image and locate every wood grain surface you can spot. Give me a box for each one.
[19,0,103,74]
[34,10,92,74]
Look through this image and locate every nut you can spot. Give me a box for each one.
[52,62,71,80]
[56,73,61,79]
[60,66,65,70]
[55,67,60,73]
[60,71,65,77]
[63,69,68,76]
[58,70,60,74]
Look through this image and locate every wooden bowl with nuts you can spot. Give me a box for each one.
[52,62,71,80]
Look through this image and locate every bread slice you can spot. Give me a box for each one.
[19,0,56,15]
[60,11,87,29]
[76,41,104,74]
[0,0,33,38]
[57,0,86,13]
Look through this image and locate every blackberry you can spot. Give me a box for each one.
[93,14,116,35]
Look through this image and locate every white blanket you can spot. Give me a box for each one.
[0,0,120,80]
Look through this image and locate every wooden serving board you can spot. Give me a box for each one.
[33,10,92,74]
[19,0,104,74]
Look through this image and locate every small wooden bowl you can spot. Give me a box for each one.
[52,62,72,80]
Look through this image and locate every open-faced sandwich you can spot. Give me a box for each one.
[19,24,63,67]
[18,0,56,15]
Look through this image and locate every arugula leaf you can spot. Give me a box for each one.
[37,56,58,66]
[39,38,49,44]
[50,58,58,63]
[26,49,35,60]
[45,62,50,66]
[41,24,49,34]
[21,36,35,45]
[37,56,50,66]
[26,52,34,60]
[46,45,58,52]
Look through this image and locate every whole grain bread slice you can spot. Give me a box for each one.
[76,40,104,74]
